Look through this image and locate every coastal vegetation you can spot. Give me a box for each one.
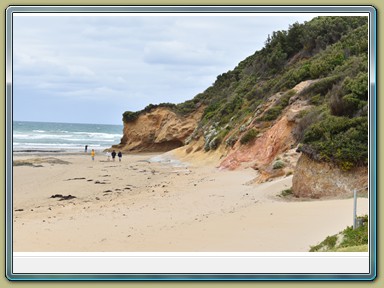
[309,215,368,252]
[278,188,293,197]
[122,16,368,171]
[240,128,258,145]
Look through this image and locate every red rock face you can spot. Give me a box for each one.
[292,154,368,198]
[218,80,316,171]
[219,116,295,170]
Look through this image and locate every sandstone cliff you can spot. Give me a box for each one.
[113,107,204,152]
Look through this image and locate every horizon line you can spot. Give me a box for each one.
[13,119,123,126]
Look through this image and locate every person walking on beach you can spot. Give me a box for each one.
[118,151,122,162]
[106,151,111,161]
[111,150,117,161]
[91,149,95,161]
[85,145,88,153]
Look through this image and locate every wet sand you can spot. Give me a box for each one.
[12,152,368,252]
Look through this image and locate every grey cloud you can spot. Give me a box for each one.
[13,14,314,124]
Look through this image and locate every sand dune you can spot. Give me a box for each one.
[12,152,368,252]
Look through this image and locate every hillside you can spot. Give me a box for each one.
[116,16,369,198]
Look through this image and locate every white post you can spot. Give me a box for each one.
[353,189,357,230]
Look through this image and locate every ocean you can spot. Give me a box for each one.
[13,121,123,153]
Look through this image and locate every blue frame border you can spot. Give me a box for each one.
[5,5,377,281]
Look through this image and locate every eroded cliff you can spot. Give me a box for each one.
[113,107,204,152]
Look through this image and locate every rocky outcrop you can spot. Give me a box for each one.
[113,107,203,152]
[292,154,368,198]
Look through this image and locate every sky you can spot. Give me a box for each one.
[13,13,315,125]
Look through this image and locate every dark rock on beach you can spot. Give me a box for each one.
[50,194,76,201]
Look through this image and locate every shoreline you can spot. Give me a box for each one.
[12,152,368,252]
[12,150,160,157]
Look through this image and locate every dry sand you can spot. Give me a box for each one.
[12,152,368,252]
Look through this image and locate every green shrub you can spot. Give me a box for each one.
[303,75,341,98]
[309,51,346,79]
[285,89,297,97]
[240,128,258,145]
[258,91,293,122]
[219,96,244,122]
[246,87,264,101]
[226,134,239,147]
[202,101,223,122]
[273,160,285,169]
[123,102,180,123]
[296,109,310,119]
[122,111,140,123]
[302,115,368,170]
[176,100,198,115]
[309,94,322,105]
[260,106,283,121]
[280,188,292,197]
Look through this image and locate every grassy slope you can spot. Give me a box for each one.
[309,215,369,252]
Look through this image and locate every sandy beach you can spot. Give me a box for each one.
[12,151,368,252]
